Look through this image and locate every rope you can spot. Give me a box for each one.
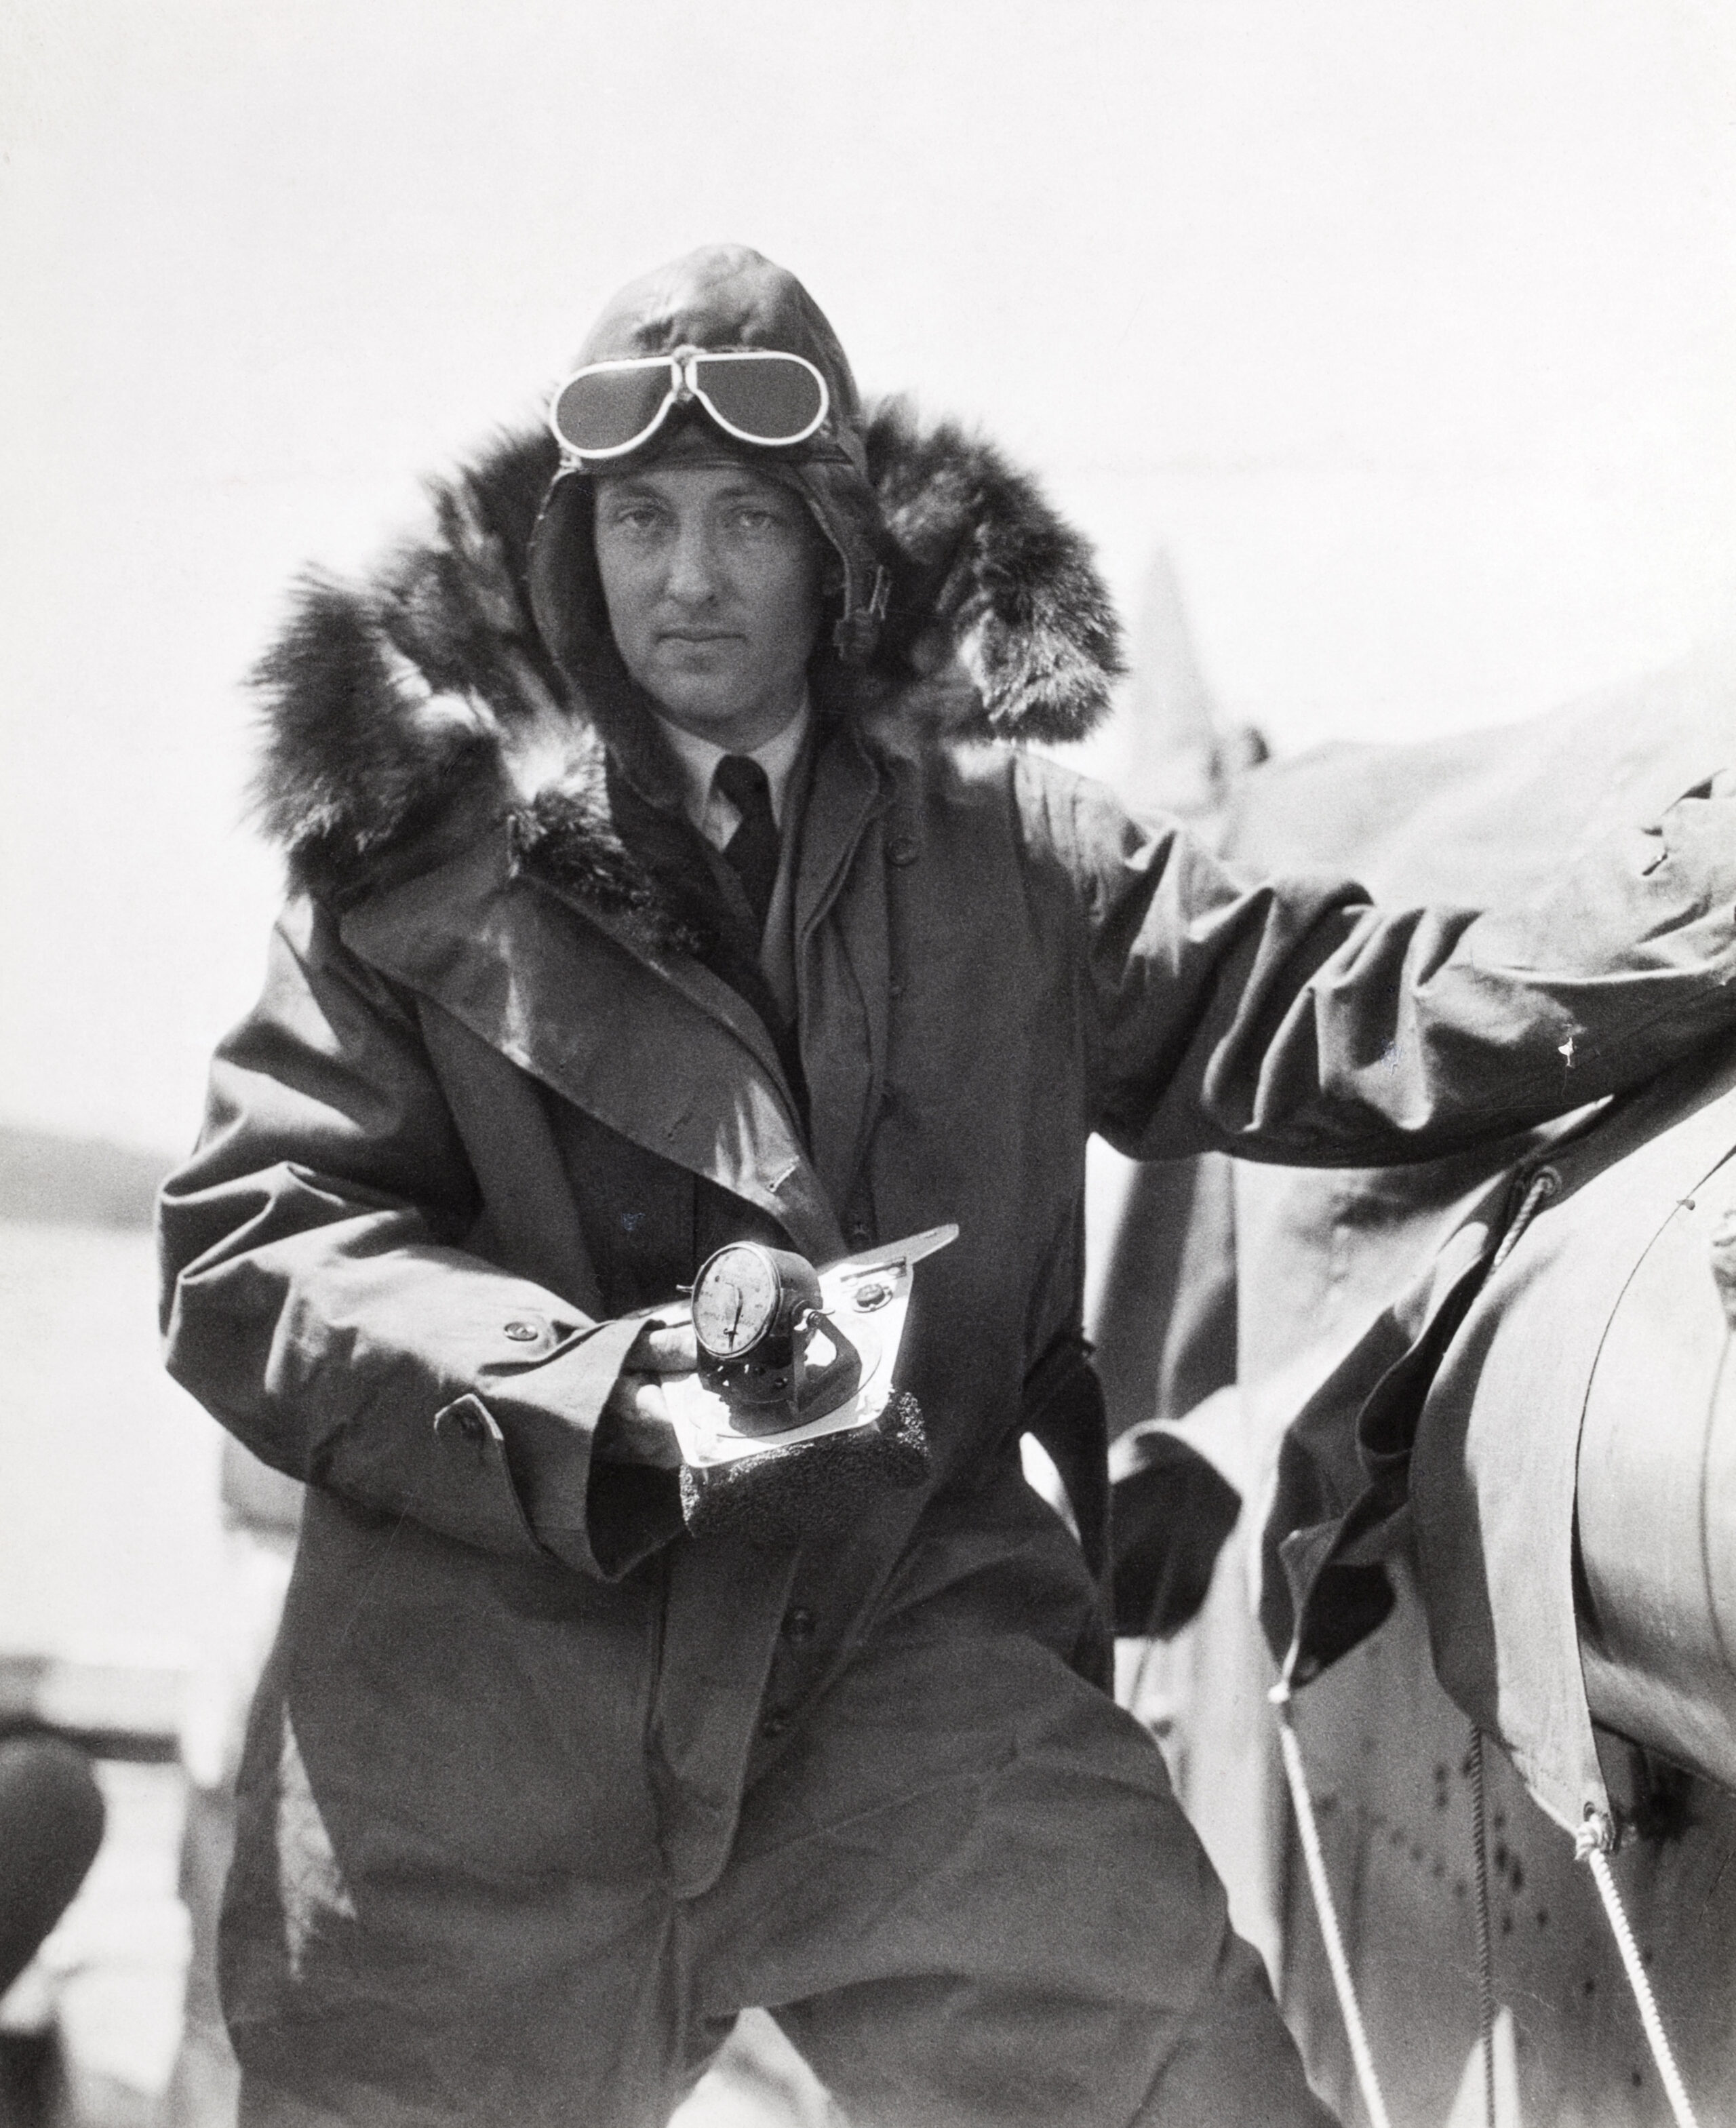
[1580,1839,1702,2128]
[1468,1729,1497,2128]
[1491,1164,1560,1273]
[1270,1684,1394,2128]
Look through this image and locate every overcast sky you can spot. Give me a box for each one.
[4,0,1734,1156]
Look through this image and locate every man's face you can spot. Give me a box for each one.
[593,462,825,750]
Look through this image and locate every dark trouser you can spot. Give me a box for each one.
[235,1496,1335,2128]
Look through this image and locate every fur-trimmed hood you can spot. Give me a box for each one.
[251,402,1123,920]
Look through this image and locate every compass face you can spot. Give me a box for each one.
[692,1244,782,1358]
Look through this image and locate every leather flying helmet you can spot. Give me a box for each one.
[528,245,891,690]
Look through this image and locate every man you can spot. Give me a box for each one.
[159,245,1736,2127]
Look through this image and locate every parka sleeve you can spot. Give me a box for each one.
[1060,769,1736,1165]
[157,896,677,1581]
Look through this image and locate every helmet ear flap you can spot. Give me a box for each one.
[785,458,891,669]
[814,522,850,618]
[527,472,637,702]
[566,480,612,644]
[784,484,856,668]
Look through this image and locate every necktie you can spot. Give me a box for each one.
[713,754,781,933]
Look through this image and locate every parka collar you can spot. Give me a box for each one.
[340,827,848,1265]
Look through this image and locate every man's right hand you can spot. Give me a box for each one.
[595,1320,697,1470]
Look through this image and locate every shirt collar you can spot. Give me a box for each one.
[652,698,812,842]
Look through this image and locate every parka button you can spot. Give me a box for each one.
[886,835,920,867]
[760,1708,793,1740]
[783,1607,816,1644]
[503,1320,538,1342]
[888,977,906,998]
[847,1219,871,1245]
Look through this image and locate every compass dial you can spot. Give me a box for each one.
[692,1244,781,1358]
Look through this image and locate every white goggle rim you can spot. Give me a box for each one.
[547,347,831,465]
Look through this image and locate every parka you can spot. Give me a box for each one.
[158,259,1736,2125]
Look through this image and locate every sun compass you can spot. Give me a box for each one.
[633,1225,959,1470]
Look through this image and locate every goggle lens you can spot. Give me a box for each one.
[691,355,827,442]
[549,351,829,460]
[551,366,675,455]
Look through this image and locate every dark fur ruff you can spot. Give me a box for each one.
[250,406,1124,924]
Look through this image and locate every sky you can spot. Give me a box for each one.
[3,0,1735,1156]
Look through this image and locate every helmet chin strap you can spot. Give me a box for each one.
[833,566,890,660]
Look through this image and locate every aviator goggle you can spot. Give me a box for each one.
[548,344,831,465]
